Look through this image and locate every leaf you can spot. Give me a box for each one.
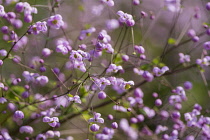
[168,38,176,45]
[78,5,84,11]
[140,64,150,70]
[113,54,122,65]
[152,58,160,65]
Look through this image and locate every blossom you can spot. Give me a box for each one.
[0,5,5,17]
[90,124,100,132]
[179,53,190,63]
[117,11,135,26]
[68,95,81,104]
[106,64,123,73]
[88,112,104,123]
[14,110,24,119]
[36,76,49,86]
[101,0,114,7]
[47,14,64,29]
[0,97,7,104]
[43,116,59,127]
[20,126,34,134]
[164,0,181,12]
[78,27,96,41]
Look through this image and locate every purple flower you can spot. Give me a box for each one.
[113,105,127,112]
[203,41,210,50]
[155,99,162,106]
[14,110,24,119]
[36,134,46,140]
[164,0,181,12]
[117,11,135,26]
[187,29,196,38]
[20,126,34,134]
[47,14,64,29]
[101,0,114,7]
[88,112,104,123]
[184,81,193,90]
[0,5,5,17]
[36,21,47,32]
[0,50,7,56]
[90,124,100,132]
[155,125,168,134]
[111,122,118,129]
[45,130,54,138]
[43,116,59,127]
[56,38,72,55]
[106,64,123,73]
[98,91,107,99]
[36,76,49,86]
[78,27,96,40]
[143,107,155,118]
[106,19,119,30]
[0,97,7,104]
[68,95,81,104]
[127,97,143,107]
[142,71,154,82]
[73,61,86,72]
[179,53,190,63]
[91,5,104,16]
[206,2,210,11]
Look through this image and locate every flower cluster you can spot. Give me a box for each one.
[117,11,135,26]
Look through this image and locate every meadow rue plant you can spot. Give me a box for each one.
[0,0,210,139]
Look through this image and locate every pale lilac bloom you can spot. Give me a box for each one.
[104,44,114,53]
[14,110,24,119]
[36,21,47,32]
[164,0,181,12]
[68,95,81,104]
[153,66,169,76]
[78,27,96,40]
[56,38,72,55]
[36,76,49,86]
[119,119,138,140]
[143,107,155,118]
[0,82,4,88]
[36,134,46,140]
[91,5,104,16]
[1,129,12,140]
[117,11,135,26]
[106,19,119,30]
[69,50,83,61]
[88,112,104,123]
[0,49,7,56]
[101,0,114,7]
[0,5,5,17]
[56,45,68,55]
[46,130,54,138]
[134,45,145,54]
[142,71,154,82]
[28,22,47,35]
[73,61,86,72]
[0,97,7,104]
[43,116,59,127]
[155,125,168,134]
[22,71,39,83]
[113,105,127,112]
[179,53,190,63]
[20,126,34,134]
[106,64,123,73]
[127,97,143,106]
[90,124,100,132]
[133,68,144,75]
[47,14,64,29]
[96,127,114,140]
